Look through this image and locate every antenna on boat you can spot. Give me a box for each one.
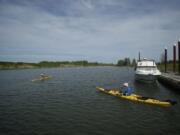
[138,51,141,61]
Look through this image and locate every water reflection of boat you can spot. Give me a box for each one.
[135,58,161,83]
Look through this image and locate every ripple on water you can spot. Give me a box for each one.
[0,67,180,135]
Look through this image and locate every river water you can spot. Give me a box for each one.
[0,66,180,135]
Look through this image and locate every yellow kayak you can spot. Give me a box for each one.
[32,76,52,82]
[96,87,177,107]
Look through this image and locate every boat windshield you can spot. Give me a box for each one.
[137,66,157,71]
[137,66,156,68]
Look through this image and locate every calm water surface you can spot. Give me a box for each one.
[0,67,180,135]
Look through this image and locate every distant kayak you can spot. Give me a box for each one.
[96,87,177,107]
[32,76,52,82]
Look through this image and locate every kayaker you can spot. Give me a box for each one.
[122,83,132,96]
[40,73,46,78]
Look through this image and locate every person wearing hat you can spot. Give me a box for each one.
[40,73,45,77]
[122,83,132,96]
[40,73,47,79]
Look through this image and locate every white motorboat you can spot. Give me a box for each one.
[135,58,161,83]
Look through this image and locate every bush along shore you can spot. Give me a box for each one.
[0,61,114,69]
[157,62,179,72]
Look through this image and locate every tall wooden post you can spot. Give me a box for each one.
[173,44,176,73]
[178,40,180,74]
[165,48,167,73]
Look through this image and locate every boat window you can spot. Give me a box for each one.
[137,66,156,68]
[137,66,157,71]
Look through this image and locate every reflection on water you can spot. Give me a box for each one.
[133,81,160,97]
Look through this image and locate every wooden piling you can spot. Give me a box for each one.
[178,40,180,74]
[165,48,167,73]
[173,44,176,73]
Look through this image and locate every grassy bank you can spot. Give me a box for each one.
[0,61,114,70]
[157,63,179,72]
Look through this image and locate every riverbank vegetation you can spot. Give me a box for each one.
[157,61,179,72]
[117,58,136,67]
[0,61,114,69]
[158,53,179,72]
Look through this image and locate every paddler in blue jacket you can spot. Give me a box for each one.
[122,83,132,96]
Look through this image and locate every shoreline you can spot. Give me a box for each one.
[0,61,115,70]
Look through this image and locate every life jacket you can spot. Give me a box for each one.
[123,87,132,96]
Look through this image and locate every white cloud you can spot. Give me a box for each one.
[0,0,180,63]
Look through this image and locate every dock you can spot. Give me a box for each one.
[158,73,180,90]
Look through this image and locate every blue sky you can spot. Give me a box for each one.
[0,0,180,63]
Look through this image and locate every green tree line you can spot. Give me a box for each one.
[0,61,114,69]
[117,58,136,66]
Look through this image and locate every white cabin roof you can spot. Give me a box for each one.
[137,59,156,67]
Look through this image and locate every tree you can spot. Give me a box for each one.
[124,58,131,66]
[131,59,136,66]
[160,52,165,64]
[117,59,125,66]
[117,57,131,66]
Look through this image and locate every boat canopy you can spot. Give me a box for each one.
[137,60,156,67]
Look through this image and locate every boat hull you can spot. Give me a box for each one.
[135,73,159,83]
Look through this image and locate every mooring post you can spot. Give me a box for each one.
[165,48,167,73]
[173,44,176,73]
[178,39,180,75]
